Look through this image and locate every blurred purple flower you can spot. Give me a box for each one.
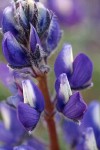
[62,119,81,147]
[0,102,25,146]
[54,44,93,90]
[46,0,84,26]
[61,101,100,149]
[55,73,87,122]
[81,101,100,149]
[76,128,98,150]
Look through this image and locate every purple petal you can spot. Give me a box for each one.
[18,3,29,29]
[0,62,11,87]
[46,14,62,53]
[0,102,25,141]
[2,32,30,68]
[26,137,47,150]
[62,119,80,146]
[30,24,41,53]
[70,53,93,90]
[0,0,10,27]
[2,6,19,36]
[37,2,51,37]
[17,102,40,131]
[54,44,73,78]
[0,146,13,150]
[0,121,14,144]
[62,92,87,121]
[0,63,18,94]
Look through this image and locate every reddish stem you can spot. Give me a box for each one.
[37,74,60,150]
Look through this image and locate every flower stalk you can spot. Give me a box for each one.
[37,74,60,150]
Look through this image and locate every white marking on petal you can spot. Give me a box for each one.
[22,80,36,107]
[54,0,73,16]
[63,44,73,73]
[92,103,100,129]
[59,73,72,102]
[84,128,98,150]
[1,107,10,129]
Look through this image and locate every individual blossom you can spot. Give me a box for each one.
[54,44,93,90]
[46,0,84,26]
[2,0,62,76]
[17,79,45,132]
[55,73,87,122]
[0,63,47,149]
[0,63,45,132]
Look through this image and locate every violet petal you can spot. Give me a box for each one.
[30,24,41,53]
[70,53,93,90]
[63,92,87,121]
[2,6,19,36]
[2,32,30,68]
[17,102,40,131]
[46,14,62,53]
[54,44,73,78]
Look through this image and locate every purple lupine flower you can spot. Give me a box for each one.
[81,101,100,149]
[0,62,45,133]
[2,0,62,75]
[54,44,93,90]
[76,128,98,150]
[55,73,87,122]
[46,0,84,26]
[17,79,45,132]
